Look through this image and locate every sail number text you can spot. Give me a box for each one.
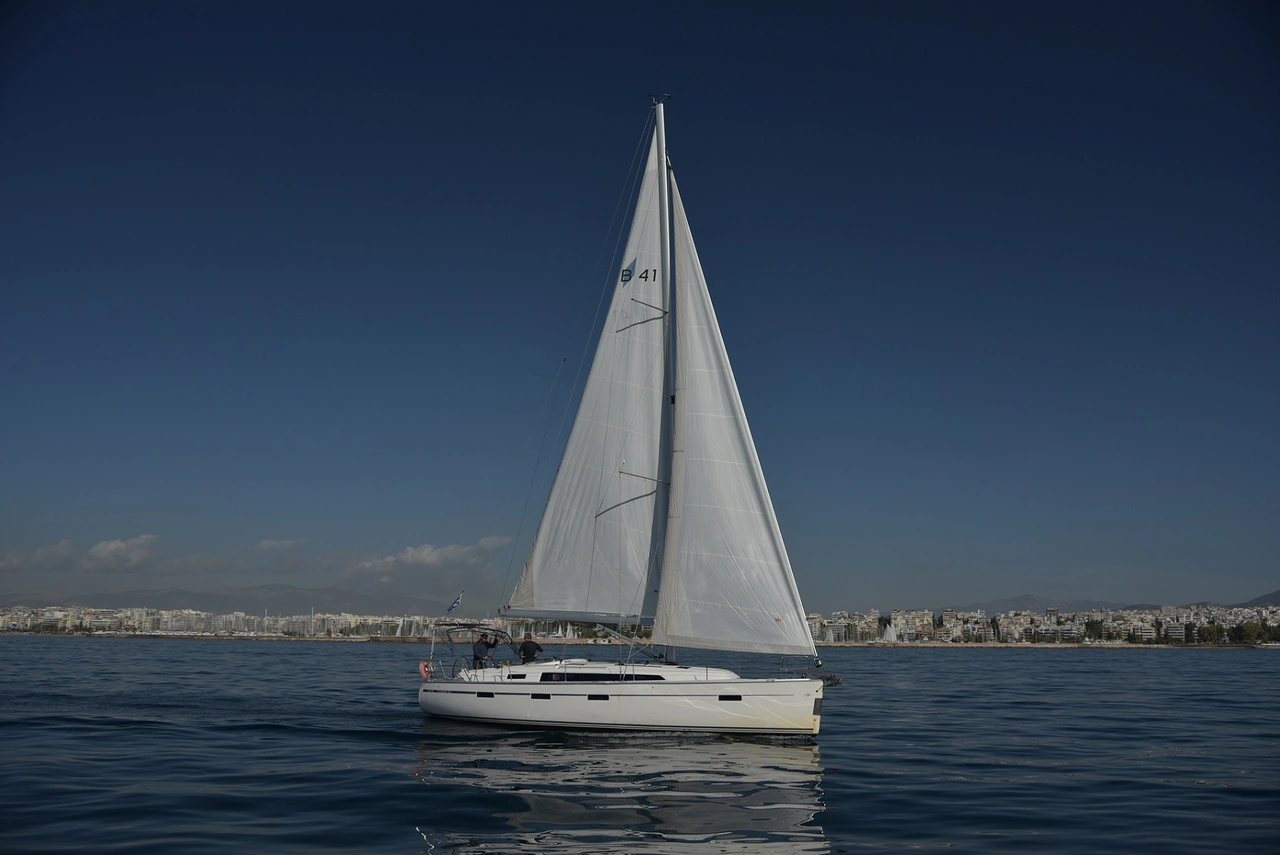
[620,268,658,284]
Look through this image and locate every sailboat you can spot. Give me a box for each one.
[418,102,823,735]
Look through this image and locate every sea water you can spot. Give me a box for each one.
[1,635,1275,853]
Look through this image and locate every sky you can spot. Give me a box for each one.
[1,2,1276,615]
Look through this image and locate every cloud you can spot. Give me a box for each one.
[344,537,512,584]
[1,540,78,574]
[0,533,515,610]
[36,540,79,572]
[83,534,159,573]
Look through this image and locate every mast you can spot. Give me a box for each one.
[655,102,673,446]
[655,101,671,341]
[654,100,679,664]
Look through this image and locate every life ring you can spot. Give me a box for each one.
[419,661,433,680]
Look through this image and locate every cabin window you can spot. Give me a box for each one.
[507,674,526,680]
[718,694,742,701]
[477,692,494,698]
[532,693,551,700]
[587,694,609,701]
[813,698,822,714]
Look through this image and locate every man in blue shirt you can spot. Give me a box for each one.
[472,633,497,669]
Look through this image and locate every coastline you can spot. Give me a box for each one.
[3,632,1272,649]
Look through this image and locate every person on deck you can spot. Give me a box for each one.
[472,633,497,669]
[518,633,543,665]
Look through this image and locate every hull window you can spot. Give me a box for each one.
[539,673,665,682]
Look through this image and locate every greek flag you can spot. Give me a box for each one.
[446,591,463,613]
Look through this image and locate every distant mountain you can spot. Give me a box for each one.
[7,584,1274,617]
[945,594,1129,615]
[0,585,454,616]
[1236,588,1280,608]
[940,587,1280,615]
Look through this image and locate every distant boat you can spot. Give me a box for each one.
[418,102,823,735]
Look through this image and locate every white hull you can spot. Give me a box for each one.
[418,658,823,735]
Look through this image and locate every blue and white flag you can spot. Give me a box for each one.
[447,591,463,613]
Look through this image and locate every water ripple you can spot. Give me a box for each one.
[1,636,1276,853]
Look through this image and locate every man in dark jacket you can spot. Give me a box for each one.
[472,633,497,669]
[518,633,543,665]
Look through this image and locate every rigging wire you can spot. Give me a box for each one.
[495,110,657,612]
[556,110,657,458]
[495,356,568,607]
[573,112,656,616]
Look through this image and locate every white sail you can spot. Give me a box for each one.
[424,107,824,737]
[652,177,817,656]
[506,134,667,620]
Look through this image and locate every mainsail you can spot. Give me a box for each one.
[505,135,666,621]
[506,121,815,658]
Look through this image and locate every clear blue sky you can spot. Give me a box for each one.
[1,2,1276,614]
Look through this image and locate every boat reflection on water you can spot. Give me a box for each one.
[412,725,828,853]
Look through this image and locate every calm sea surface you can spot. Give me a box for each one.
[1,636,1275,853]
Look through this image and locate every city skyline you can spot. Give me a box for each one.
[6,597,1276,647]
[2,5,1276,613]
[2,582,1277,622]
